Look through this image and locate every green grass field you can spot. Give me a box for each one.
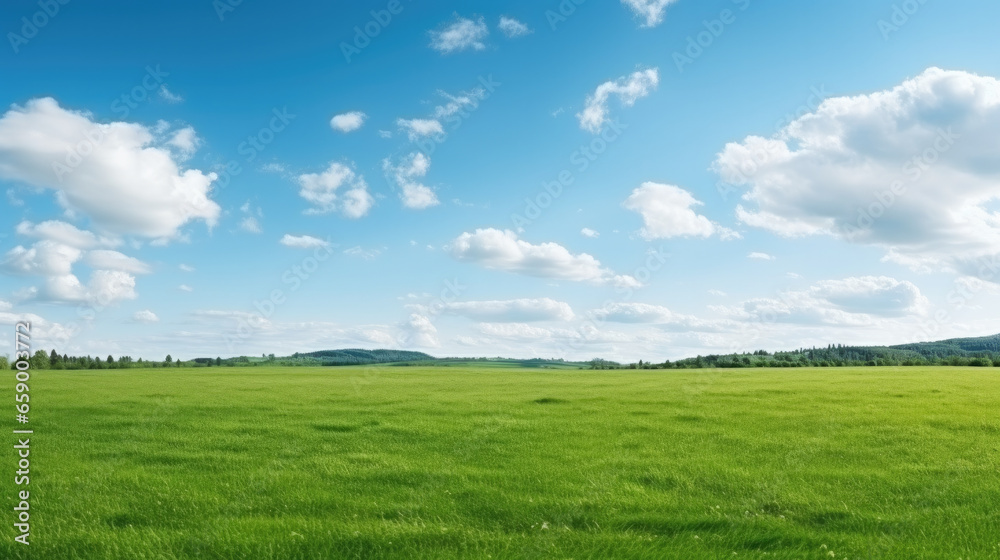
[3,366,999,559]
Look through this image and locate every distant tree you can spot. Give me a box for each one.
[50,349,60,365]
[30,350,50,370]
[107,355,115,365]
[0,355,9,370]
[165,354,173,364]
[216,357,222,366]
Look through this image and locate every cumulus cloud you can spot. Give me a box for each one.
[430,16,489,53]
[713,68,1000,280]
[330,111,366,133]
[0,98,220,241]
[577,69,658,133]
[39,269,137,305]
[2,241,81,276]
[449,228,640,288]
[384,152,440,209]
[748,252,775,261]
[133,309,160,323]
[4,222,147,305]
[297,162,374,218]
[621,0,679,27]
[402,314,440,347]
[279,234,330,249]
[432,298,575,322]
[623,182,740,240]
[581,228,600,238]
[498,16,531,38]
[15,220,117,249]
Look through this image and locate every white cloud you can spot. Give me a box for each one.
[402,314,440,348]
[279,234,330,249]
[430,16,489,53]
[720,276,929,326]
[38,269,137,305]
[449,228,640,288]
[621,0,679,27]
[498,16,531,38]
[384,152,440,210]
[133,309,160,323]
[577,69,658,133]
[159,86,183,103]
[84,250,152,274]
[396,118,444,141]
[297,162,373,218]
[167,126,200,159]
[2,241,81,276]
[748,252,775,261]
[16,220,117,249]
[713,68,1000,280]
[2,235,145,304]
[330,111,366,133]
[434,298,575,322]
[591,302,729,332]
[239,216,262,234]
[0,310,71,348]
[0,98,220,241]
[623,182,739,240]
[581,228,600,238]
[433,89,487,120]
[343,246,382,260]
[179,264,195,272]
[178,284,193,292]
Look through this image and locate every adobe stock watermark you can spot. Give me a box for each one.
[545,0,587,31]
[212,107,296,192]
[340,0,412,63]
[7,0,70,54]
[223,241,335,351]
[672,0,751,72]
[213,0,245,22]
[878,0,931,41]
[510,119,627,231]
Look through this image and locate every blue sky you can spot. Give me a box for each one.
[2,0,1000,361]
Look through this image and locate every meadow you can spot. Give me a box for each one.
[2,365,998,559]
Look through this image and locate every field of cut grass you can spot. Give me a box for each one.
[3,366,999,559]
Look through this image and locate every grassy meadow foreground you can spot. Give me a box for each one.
[3,366,999,559]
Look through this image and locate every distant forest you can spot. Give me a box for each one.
[2,334,998,371]
[602,334,1000,369]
